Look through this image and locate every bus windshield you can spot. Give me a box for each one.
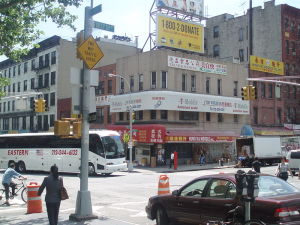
[102,135,125,159]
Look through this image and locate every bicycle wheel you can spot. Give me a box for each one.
[21,188,27,203]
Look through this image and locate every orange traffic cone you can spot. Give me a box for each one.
[27,182,42,214]
[158,175,170,195]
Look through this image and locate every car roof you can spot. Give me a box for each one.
[197,172,272,182]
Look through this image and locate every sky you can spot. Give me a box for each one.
[1,0,300,60]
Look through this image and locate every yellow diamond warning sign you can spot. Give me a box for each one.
[78,36,104,70]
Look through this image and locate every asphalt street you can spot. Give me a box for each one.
[1,165,300,225]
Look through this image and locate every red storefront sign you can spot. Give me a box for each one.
[106,124,166,143]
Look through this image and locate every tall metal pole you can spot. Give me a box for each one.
[69,4,97,221]
[128,105,133,171]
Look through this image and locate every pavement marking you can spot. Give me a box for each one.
[108,217,143,225]
[0,207,26,213]
[130,210,147,217]
[109,206,139,212]
[111,201,147,206]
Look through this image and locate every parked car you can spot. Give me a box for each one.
[146,173,300,225]
[286,149,300,175]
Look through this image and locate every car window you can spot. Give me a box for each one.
[258,176,299,197]
[206,179,235,199]
[180,179,209,197]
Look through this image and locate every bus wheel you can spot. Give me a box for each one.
[17,161,26,173]
[88,163,95,176]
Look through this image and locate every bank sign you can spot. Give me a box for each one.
[110,91,249,115]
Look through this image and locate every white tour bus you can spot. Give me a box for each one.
[0,130,127,175]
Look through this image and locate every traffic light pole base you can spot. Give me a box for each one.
[128,162,134,172]
[69,190,98,222]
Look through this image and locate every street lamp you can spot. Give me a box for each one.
[108,73,134,172]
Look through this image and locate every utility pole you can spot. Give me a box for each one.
[128,105,133,171]
[69,1,100,221]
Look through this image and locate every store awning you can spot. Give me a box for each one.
[106,124,166,143]
[165,130,239,143]
[253,127,294,136]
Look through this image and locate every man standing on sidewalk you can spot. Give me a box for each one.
[169,151,174,168]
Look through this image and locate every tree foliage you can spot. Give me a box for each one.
[0,0,83,60]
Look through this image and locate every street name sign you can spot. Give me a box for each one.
[94,21,115,32]
[90,4,102,16]
[78,36,104,70]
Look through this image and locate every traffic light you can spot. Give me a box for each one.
[249,85,257,100]
[34,99,40,112]
[73,121,82,138]
[54,120,71,136]
[40,99,46,112]
[76,30,84,59]
[241,86,249,100]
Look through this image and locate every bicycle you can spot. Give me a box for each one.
[0,178,27,204]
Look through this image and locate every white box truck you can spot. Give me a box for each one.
[236,136,283,167]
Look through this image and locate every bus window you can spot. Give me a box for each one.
[102,136,125,159]
[89,134,104,157]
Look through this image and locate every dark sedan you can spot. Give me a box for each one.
[146,173,300,225]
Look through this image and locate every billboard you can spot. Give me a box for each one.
[156,0,204,17]
[250,55,284,75]
[156,14,204,53]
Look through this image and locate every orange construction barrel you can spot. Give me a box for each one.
[158,175,170,195]
[27,182,42,214]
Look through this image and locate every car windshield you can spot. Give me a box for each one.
[258,175,299,197]
[102,135,125,159]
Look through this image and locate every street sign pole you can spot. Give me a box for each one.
[69,4,97,222]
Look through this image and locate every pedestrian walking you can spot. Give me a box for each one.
[1,163,26,206]
[169,151,174,168]
[276,157,293,181]
[199,151,206,166]
[38,165,62,225]
[252,157,261,173]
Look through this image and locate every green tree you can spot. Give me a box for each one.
[0,77,10,98]
[0,0,83,60]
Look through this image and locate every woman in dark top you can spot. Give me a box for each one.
[38,165,62,225]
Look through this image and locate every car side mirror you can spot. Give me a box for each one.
[172,190,179,196]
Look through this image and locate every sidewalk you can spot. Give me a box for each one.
[133,161,235,173]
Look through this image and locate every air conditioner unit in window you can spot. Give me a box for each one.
[151,84,156,89]
[191,87,196,92]
[292,52,296,56]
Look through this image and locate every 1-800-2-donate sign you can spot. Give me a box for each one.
[156,14,204,53]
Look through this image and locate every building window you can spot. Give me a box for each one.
[50,115,55,127]
[213,45,220,57]
[206,112,211,121]
[108,80,112,94]
[96,108,104,123]
[136,111,143,120]
[39,56,44,68]
[44,93,49,108]
[3,102,6,112]
[3,118,9,130]
[38,75,43,88]
[218,113,223,122]
[37,115,42,130]
[23,80,27,92]
[261,83,265,98]
[18,65,21,75]
[138,74,143,91]
[31,59,35,70]
[182,74,186,91]
[217,79,222,95]
[277,108,282,124]
[287,85,290,98]
[130,76,134,92]
[45,53,50,67]
[291,42,296,55]
[51,71,56,85]
[12,117,19,130]
[286,40,289,55]
[151,71,156,89]
[239,28,244,41]
[12,100,15,111]
[51,51,56,65]
[179,111,199,120]
[284,18,289,29]
[268,84,273,98]
[206,78,210,94]
[24,62,28,73]
[8,101,10,111]
[253,107,258,124]
[99,81,104,94]
[239,49,244,62]
[17,82,21,92]
[13,66,16,77]
[191,75,196,92]
[298,24,300,37]
[31,78,35,89]
[233,81,238,96]
[285,63,290,76]
[0,103,1,112]
[291,21,295,32]
[107,107,111,123]
[234,114,238,123]
[50,92,55,106]
[160,110,168,120]
[161,71,167,89]
[44,73,49,87]
[213,26,219,38]
[119,112,124,121]
[151,110,156,120]
[22,116,26,130]
[12,83,15,93]
[120,78,124,93]
[293,86,297,99]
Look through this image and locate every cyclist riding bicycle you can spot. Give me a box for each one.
[1,163,26,206]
